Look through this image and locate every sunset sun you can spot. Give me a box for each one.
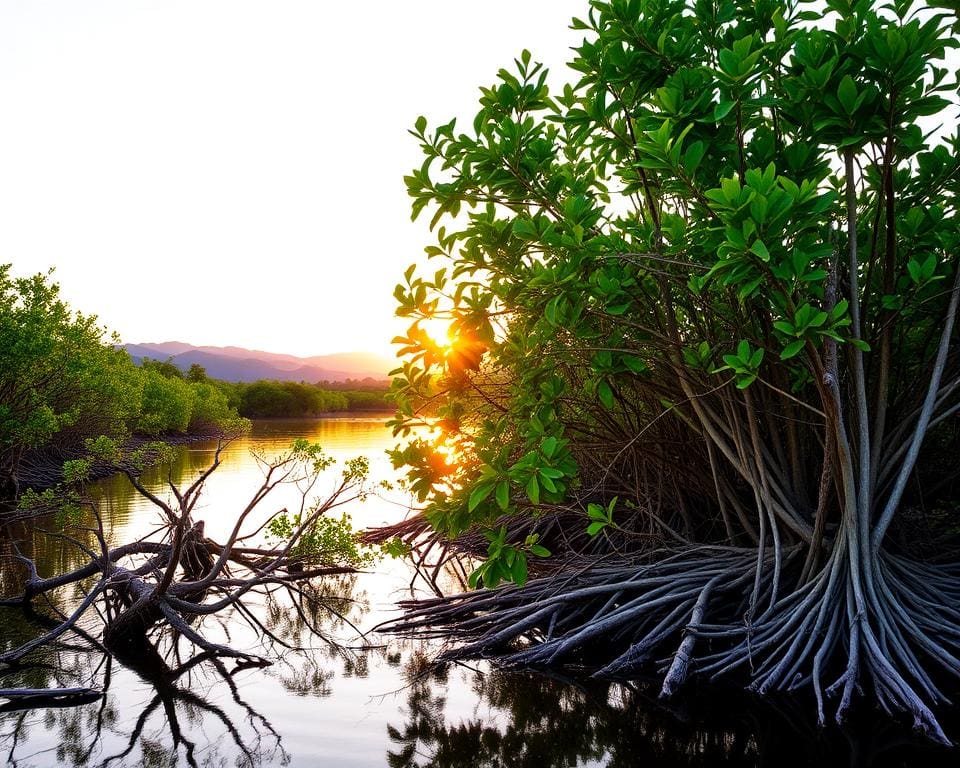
[419,316,454,352]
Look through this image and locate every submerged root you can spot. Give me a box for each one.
[382,545,960,743]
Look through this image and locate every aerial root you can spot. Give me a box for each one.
[660,575,719,698]
[381,545,960,743]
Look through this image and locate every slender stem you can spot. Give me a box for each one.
[872,263,960,549]
[843,148,872,558]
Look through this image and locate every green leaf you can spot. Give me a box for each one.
[780,339,805,360]
[800,269,828,282]
[541,435,558,457]
[526,474,540,505]
[529,544,551,558]
[512,218,538,240]
[468,482,494,512]
[586,521,607,536]
[467,566,483,589]
[809,311,828,328]
[714,100,736,121]
[908,259,922,284]
[837,75,858,115]
[511,552,528,585]
[830,299,849,320]
[750,240,770,261]
[737,276,763,300]
[623,356,647,374]
[684,141,706,174]
[598,380,615,409]
[545,295,562,325]
[718,49,739,77]
[495,480,510,511]
[881,294,903,311]
[719,354,739,371]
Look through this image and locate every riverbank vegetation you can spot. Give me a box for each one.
[384,0,960,740]
[138,360,390,419]
[223,379,390,418]
[0,265,140,503]
[0,265,389,505]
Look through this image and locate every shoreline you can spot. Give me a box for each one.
[17,432,216,494]
[16,411,397,495]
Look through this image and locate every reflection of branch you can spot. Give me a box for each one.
[102,694,163,766]
[385,657,949,768]
[3,711,28,768]
[210,656,282,744]
[0,687,101,712]
[80,656,113,765]
[96,645,286,768]
[1,581,107,664]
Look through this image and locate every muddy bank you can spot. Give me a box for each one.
[16,433,215,494]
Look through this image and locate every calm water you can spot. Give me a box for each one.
[1,417,957,767]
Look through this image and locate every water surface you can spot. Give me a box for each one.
[1,417,956,767]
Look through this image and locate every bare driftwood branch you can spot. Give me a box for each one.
[1,437,373,676]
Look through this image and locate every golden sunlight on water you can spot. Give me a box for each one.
[91,416,405,549]
[0,416,491,767]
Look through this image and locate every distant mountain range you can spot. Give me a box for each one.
[123,342,394,384]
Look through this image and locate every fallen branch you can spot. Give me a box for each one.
[1,437,375,672]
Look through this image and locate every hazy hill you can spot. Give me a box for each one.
[124,342,394,384]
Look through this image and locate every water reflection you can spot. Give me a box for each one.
[385,661,959,768]
[1,644,287,768]
[259,574,375,698]
[0,507,110,596]
[2,418,399,767]
[1,566,375,768]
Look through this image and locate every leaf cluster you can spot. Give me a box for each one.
[389,0,960,584]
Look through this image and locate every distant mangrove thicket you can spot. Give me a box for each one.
[0,265,388,503]
[139,361,390,420]
[223,378,390,418]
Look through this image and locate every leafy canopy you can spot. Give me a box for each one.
[389,0,960,586]
[0,265,140,462]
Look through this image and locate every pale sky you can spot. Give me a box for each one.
[0,1,585,357]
